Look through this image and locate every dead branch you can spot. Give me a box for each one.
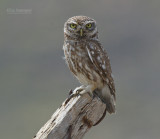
[33,89,106,139]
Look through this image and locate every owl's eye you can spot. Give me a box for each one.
[70,23,77,29]
[86,23,92,28]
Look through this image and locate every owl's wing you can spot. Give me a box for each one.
[86,41,116,98]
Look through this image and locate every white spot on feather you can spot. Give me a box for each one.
[97,56,101,62]
[102,64,106,69]
[91,51,94,54]
[106,78,109,83]
[85,64,90,71]
[79,62,82,67]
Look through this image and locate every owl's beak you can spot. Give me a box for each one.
[80,29,83,36]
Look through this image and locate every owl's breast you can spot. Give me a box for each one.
[63,41,103,86]
[63,41,88,73]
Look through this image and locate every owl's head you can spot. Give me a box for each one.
[64,16,98,40]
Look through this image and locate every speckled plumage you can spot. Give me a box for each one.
[63,16,116,113]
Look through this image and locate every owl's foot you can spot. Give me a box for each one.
[73,85,86,96]
[66,86,85,100]
[65,86,95,105]
[73,85,94,97]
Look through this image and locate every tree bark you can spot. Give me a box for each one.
[33,90,107,139]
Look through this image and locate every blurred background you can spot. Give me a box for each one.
[0,0,160,139]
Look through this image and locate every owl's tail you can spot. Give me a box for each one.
[94,85,116,114]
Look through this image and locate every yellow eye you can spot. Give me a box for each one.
[86,23,92,28]
[70,23,77,28]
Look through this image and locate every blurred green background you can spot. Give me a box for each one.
[0,0,160,139]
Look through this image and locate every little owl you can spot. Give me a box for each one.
[63,16,116,113]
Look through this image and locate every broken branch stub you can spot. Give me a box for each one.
[34,92,106,139]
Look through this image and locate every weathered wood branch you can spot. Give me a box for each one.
[33,90,107,139]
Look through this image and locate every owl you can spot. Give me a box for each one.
[63,16,116,113]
